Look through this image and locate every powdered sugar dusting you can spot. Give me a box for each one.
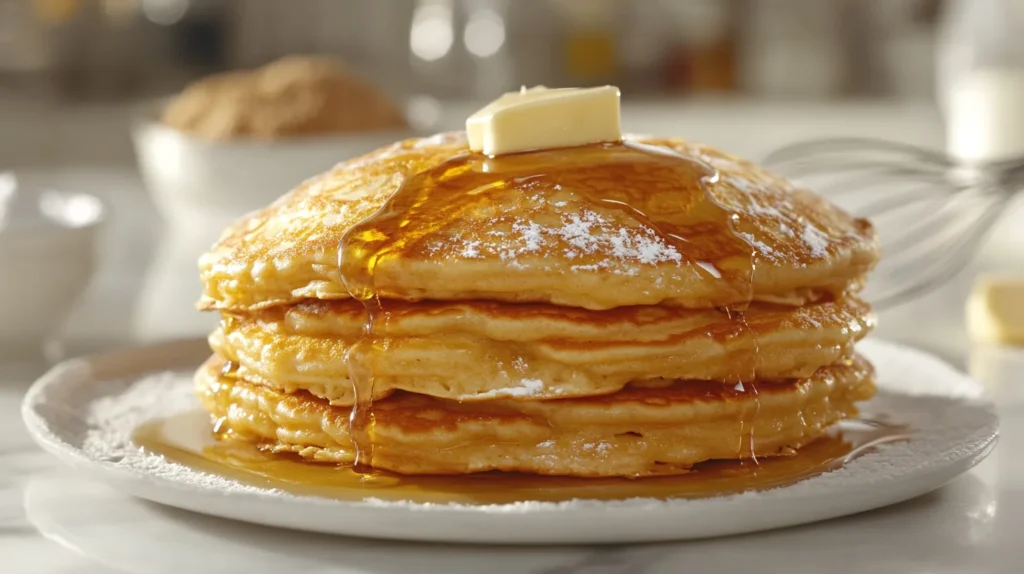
[557,212,682,266]
[463,208,683,274]
[509,222,544,255]
[459,378,546,400]
[738,231,776,261]
[77,372,278,496]
[582,441,613,456]
[802,223,831,259]
[746,200,785,221]
[460,241,481,258]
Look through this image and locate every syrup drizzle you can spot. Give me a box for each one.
[729,311,761,463]
[132,412,909,504]
[337,140,762,471]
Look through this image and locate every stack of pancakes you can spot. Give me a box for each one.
[196,133,879,477]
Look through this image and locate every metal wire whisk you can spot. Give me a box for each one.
[762,138,1019,309]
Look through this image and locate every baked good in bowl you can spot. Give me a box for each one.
[194,87,879,477]
[133,55,416,225]
[161,55,407,141]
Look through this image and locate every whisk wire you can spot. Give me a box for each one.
[763,137,957,169]
[815,170,954,199]
[867,191,1010,307]
[876,187,994,252]
[850,181,960,219]
[763,138,1018,309]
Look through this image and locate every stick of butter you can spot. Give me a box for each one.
[966,276,1024,347]
[466,85,621,156]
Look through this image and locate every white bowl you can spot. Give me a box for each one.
[0,185,104,360]
[132,116,418,226]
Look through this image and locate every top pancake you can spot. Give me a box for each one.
[199,132,878,311]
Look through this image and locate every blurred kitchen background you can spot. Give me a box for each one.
[0,0,1021,374]
[0,0,952,167]
[2,0,942,103]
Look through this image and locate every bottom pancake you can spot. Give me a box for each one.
[196,356,875,477]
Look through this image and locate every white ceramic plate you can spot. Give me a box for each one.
[21,339,998,545]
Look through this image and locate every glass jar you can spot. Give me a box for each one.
[937,0,1024,162]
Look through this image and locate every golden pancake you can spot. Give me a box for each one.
[192,110,882,480]
[197,354,876,477]
[211,296,874,405]
[198,133,878,312]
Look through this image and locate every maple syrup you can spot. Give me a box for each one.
[336,141,760,470]
[132,411,908,504]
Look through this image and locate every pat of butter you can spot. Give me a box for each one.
[466,86,622,156]
[966,276,1024,347]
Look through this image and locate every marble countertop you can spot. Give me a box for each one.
[1,99,1024,572]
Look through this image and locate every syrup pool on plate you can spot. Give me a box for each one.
[336,141,761,471]
[133,411,909,504]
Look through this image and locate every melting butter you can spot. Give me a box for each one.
[466,85,622,156]
[967,275,1024,347]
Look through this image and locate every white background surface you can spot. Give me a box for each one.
[1,99,1023,572]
